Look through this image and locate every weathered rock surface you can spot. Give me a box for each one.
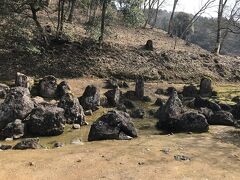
[13,138,41,150]
[56,81,71,98]
[209,111,235,126]
[0,87,34,130]
[158,92,209,132]
[104,88,121,106]
[182,84,198,97]
[200,77,212,97]
[58,93,86,125]
[79,85,100,111]
[27,106,66,136]
[0,83,10,99]
[15,72,33,89]
[194,97,221,112]
[0,119,25,139]
[145,40,153,51]
[88,111,137,141]
[131,108,145,119]
[135,77,144,99]
[39,75,58,98]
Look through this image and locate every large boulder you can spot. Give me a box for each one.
[0,119,25,139]
[209,111,235,126]
[104,88,121,106]
[0,83,10,99]
[88,111,138,141]
[56,81,71,98]
[182,84,198,97]
[135,77,144,99]
[13,138,41,150]
[39,75,58,98]
[200,77,212,97]
[0,87,34,130]
[15,72,33,89]
[194,97,221,112]
[177,112,209,132]
[158,92,209,132]
[58,93,86,125]
[232,102,240,119]
[27,106,66,136]
[79,85,100,111]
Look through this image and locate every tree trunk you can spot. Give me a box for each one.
[99,0,108,46]
[67,0,76,23]
[168,0,178,35]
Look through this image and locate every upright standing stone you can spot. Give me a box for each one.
[15,72,33,89]
[39,75,58,98]
[135,77,144,99]
[200,77,212,97]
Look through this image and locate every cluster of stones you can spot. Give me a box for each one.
[156,77,240,133]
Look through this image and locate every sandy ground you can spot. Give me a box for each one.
[0,78,240,180]
[0,126,240,180]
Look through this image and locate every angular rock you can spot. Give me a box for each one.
[116,104,127,112]
[105,78,119,89]
[0,87,34,130]
[194,97,221,112]
[84,110,93,116]
[143,96,152,102]
[72,124,81,129]
[58,93,86,125]
[27,106,66,136]
[123,99,137,109]
[56,81,71,98]
[88,111,137,141]
[0,119,25,139]
[0,144,12,150]
[79,85,100,111]
[135,77,144,99]
[209,111,234,126]
[39,75,58,98]
[131,108,145,119]
[13,138,41,150]
[199,107,213,120]
[166,87,177,96]
[154,98,163,106]
[182,84,198,97]
[200,77,212,97]
[15,72,33,89]
[145,40,153,51]
[0,83,10,99]
[104,88,121,106]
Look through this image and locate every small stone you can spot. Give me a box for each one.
[0,144,12,150]
[71,139,84,145]
[174,155,191,161]
[5,138,13,142]
[76,159,82,163]
[53,142,64,148]
[160,148,170,154]
[138,162,145,165]
[72,124,81,129]
[28,162,35,166]
[84,110,93,116]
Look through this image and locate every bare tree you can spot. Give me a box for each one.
[168,0,179,35]
[67,0,77,23]
[99,0,109,46]
[143,0,157,28]
[151,0,166,28]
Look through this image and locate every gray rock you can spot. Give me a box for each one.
[13,138,41,150]
[182,84,198,97]
[15,72,33,89]
[58,93,86,125]
[131,108,145,119]
[200,77,212,97]
[135,77,144,99]
[85,110,93,116]
[88,110,138,141]
[39,75,58,98]
[56,81,71,98]
[79,85,100,111]
[104,88,121,106]
[72,124,81,129]
[209,111,234,126]
[0,83,10,99]
[0,87,34,130]
[0,119,25,139]
[27,106,66,136]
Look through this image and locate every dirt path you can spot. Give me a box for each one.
[0,126,239,180]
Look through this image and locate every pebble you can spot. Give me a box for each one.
[53,142,64,148]
[71,139,84,145]
[72,124,81,129]
[5,138,13,142]
[174,155,191,161]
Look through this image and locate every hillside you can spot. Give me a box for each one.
[1,25,240,83]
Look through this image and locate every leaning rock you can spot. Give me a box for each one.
[209,111,234,126]
[182,84,198,97]
[88,111,137,141]
[15,72,33,89]
[13,138,41,150]
[200,77,212,97]
[0,87,34,130]
[194,97,221,112]
[104,88,121,106]
[0,83,10,99]
[79,85,100,111]
[39,75,58,98]
[56,81,71,98]
[0,119,25,139]
[58,93,86,125]
[27,106,66,136]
